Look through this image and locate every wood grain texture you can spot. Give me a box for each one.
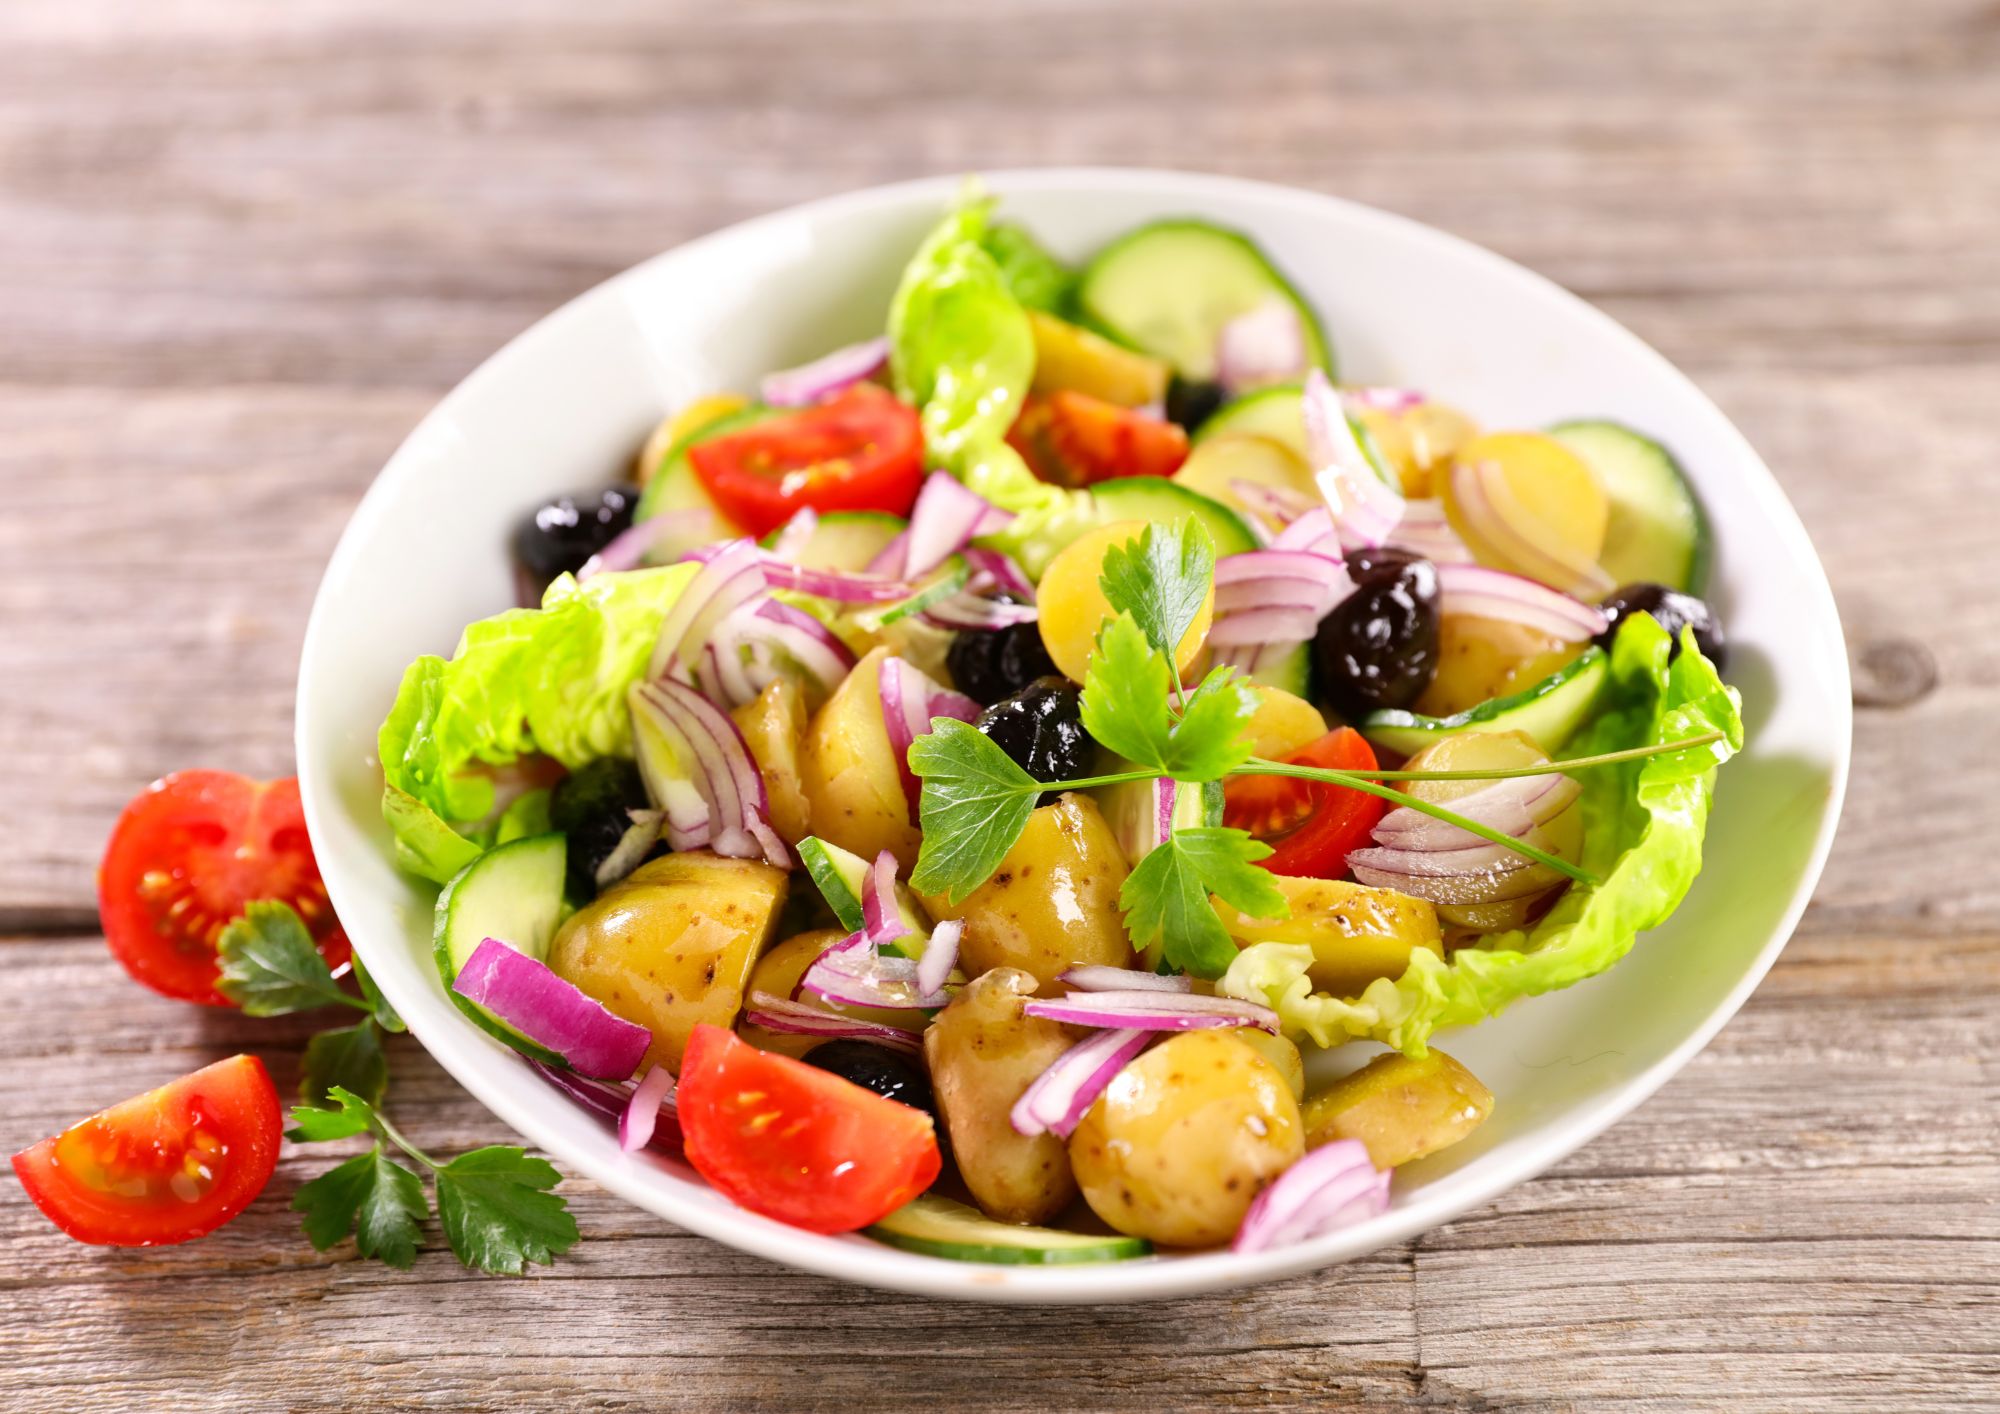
[0,0,1996,1408]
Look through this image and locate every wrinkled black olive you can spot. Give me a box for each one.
[803,1040,936,1121]
[1314,548,1441,721]
[946,616,1062,707]
[1596,583,1727,668]
[512,484,639,593]
[976,677,1094,798]
[1165,376,1228,433]
[548,757,653,900]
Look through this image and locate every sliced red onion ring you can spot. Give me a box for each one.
[920,595,1041,630]
[1349,827,1574,906]
[580,508,725,580]
[1304,370,1405,548]
[619,1063,677,1153]
[1216,300,1309,393]
[1058,965,1193,993]
[962,548,1036,600]
[742,990,924,1056]
[711,598,856,707]
[593,809,663,890]
[1273,506,1340,557]
[1341,386,1427,413]
[452,937,652,1080]
[760,336,890,407]
[646,537,770,682]
[1385,498,1474,565]
[1213,548,1353,618]
[761,558,926,603]
[1023,990,1280,1034]
[1206,605,1328,646]
[529,1059,684,1155]
[1010,1027,1152,1139]
[1232,1138,1390,1253]
[1435,562,1609,642]
[1371,774,1580,849]
[916,918,962,999]
[1229,479,1319,529]
[800,945,944,1010]
[860,849,910,951]
[764,507,820,562]
[1450,460,1615,597]
[879,655,982,815]
[902,473,1016,578]
[629,677,789,867]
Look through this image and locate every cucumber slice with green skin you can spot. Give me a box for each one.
[1195,383,1308,458]
[1549,421,1710,594]
[633,403,789,524]
[433,833,571,1065]
[1247,642,1313,699]
[1361,648,1609,758]
[795,836,931,959]
[1076,220,1334,381]
[866,1195,1152,1265]
[1087,477,1259,557]
[757,510,907,571]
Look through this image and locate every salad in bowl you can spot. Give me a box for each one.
[370,188,1743,1266]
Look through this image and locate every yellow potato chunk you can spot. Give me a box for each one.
[1214,874,1443,1000]
[1037,521,1213,684]
[1416,614,1582,719]
[1171,434,1317,532]
[1242,684,1329,761]
[1301,1048,1494,1170]
[798,646,920,870]
[732,677,811,847]
[1443,431,1608,594]
[1028,310,1171,408]
[734,928,924,1060]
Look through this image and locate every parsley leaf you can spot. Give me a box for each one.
[293,1142,428,1270]
[300,1019,388,1108]
[1097,518,1215,662]
[1120,827,1289,979]
[1078,613,1173,769]
[287,1085,380,1143]
[1162,667,1259,781]
[908,719,1042,903]
[215,900,362,1016]
[434,1147,579,1275]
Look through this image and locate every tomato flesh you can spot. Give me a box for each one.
[98,771,348,1007]
[1007,390,1189,487]
[676,1024,940,1233]
[1224,728,1388,879]
[12,1055,281,1247]
[689,383,924,537]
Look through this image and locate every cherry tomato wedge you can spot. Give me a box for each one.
[12,1055,282,1247]
[99,771,348,1007]
[1223,728,1388,880]
[1007,390,1190,488]
[676,1024,941,1233]
[688,383,924,538]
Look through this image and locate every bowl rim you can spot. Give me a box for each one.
[296,166,1851,1303]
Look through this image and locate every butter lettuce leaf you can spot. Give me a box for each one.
[1220,616,1743,1055]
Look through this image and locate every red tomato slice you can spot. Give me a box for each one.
[99,771,348,1007]
[12,1055,282,1247]
[1007,390,1189,487]
[676,1024,940,1233]
[689,383,925,538]
[1224,728,1388,880]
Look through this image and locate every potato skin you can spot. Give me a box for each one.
[732,677,811,847]
[1068,1030,1304,1249]
[924,969,1079,1225]
[920,793,1134,995]
[1301,1048,1493,1170]
[1214,874,1442,999]
[798,646,921,870]
[547,852,787,1073]
[735,928,923,1060]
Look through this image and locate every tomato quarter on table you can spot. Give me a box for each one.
[12,1055,282,1247]
[1007,390,1189,487]
[1223,727,1388,880]
[676,1025,941,1234]
[98,771,347,1007]
[688,382,925,538]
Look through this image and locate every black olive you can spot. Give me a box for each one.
[1165,376,1228,433]
[1596,583,1727,668]
[946,617,1062,707]
[511,484,639,593]
[803,1040,936,1121]
[976,676,1094,799]
[548,757,653,900]
[1314,548,1441,721]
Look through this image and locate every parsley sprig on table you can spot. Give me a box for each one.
[216,901,578,1274]
[909,519,1726,979]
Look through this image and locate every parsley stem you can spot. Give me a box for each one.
[1046,768,1176,793]
[1352,730,1727,782]
[371,1104,440,1173]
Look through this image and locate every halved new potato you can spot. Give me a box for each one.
[732,677,811,846]
[798,645,920,870]
[1214,874,1443,999]
[1037,521,1213,684]
[1301,1048,1493,1169]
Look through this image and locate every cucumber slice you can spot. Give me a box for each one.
[433,833,571,1064]
[1361,648,1609,758]
[866,1195,1152,1265]
[1247,641,1313,699]
[1087,477,1258,557]
[633,403,788,525]
[757,510,907,571]
[1098,772,1221,864]
[795,836,931,958]
[1076,220,1333,380]
[1193,383,1308,459]
[1549,421,1710,594]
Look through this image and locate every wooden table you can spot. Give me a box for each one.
[3,2,1995,1409]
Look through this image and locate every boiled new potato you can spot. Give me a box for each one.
[1353,401,1481,498]
[1301,1048,1493,1169]
[734,928,924,1060]
[732,677,811,846]
[547,852,788,1073]
[798,646,920,870]
[1416,614,1582,718]
[1214,874,1443,999]
[920,793,1134,994]
[1443,431,1608,595]
[1243,684,1328,761]
[1230,1028,1306,1101]
[925,968,1080,1225]
[1028,310,1170,408]
[1172,434,1317,532]
[1037,521,1212,684]
[1400,731,1582,932]
[1069,1030,1304,1248]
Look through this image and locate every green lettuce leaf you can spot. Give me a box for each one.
[1220,615,1744,1055]
[980,221,1073,314]
[377,564,698,879]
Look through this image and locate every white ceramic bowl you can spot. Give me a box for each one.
[296,169,1850,1303]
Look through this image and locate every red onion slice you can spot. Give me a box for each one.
[1022,990,1280,1034]
[646,537,771,682]
[1341,386,1428,413]
[712,598,856,706]
[1304,370,1405,548]
[529,1059,684,1155]
[920,595,1041,630]
[1386,498,1474,565]
[903,472,1016,578]
[1450,460,1615,597]
[764,507,820,562]
[859,849,909,951]
[878,655,981,815]
[1232,1138,1389,1253]
[961,548,1036,600]
[629,678,789,867]
[452,937,652,1080]
[1058,965,1193,993]
[1213,548,1353,618]
[742,991,925,1056]
[1206,605,1328,646]
[619,1063,677,1153]
[580,508,725,580]
[1273,507,1341,557]
[1216,300,1309,393]
[1010,1027,1152,1139]
[760,336,890,407]
[1371,774,1580,849]
[800,948,943,1011]
[1229,479,1319,529]
[1434,562,1609,642]
[916,918,962,999]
